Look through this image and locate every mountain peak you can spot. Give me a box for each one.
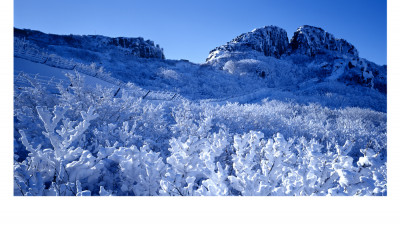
[207,25,360,62]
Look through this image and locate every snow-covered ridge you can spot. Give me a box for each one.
[14,27,165,59]
[14,37,186,101]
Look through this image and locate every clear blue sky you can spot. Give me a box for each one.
[14,0,387,65]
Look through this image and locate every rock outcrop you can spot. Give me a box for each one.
[206,26,289,61]
[206,25,359,62]
[289,25,358,57]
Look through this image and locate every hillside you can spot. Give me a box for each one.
[13,25,387,196]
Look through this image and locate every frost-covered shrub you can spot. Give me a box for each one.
[160,129,230,196]
[14,73,386,196]
[14,105,99,196]
[14,73,61,161]
[204,101,386,159]
[14,73,169,196]
[14,101,168,196]
[157,68,180,80]
[225,132,386,196]
[94,144,166,196]
[54,71,170,152]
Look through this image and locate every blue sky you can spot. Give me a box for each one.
[14,0,387,65]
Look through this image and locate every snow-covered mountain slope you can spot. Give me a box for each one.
[14,25,386,111]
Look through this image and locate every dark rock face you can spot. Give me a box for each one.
[14,28,165,59]
[207,26,289,61]
[289,25,358,57]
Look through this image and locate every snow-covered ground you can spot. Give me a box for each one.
[13,26,387,196]
[14,57,118,92]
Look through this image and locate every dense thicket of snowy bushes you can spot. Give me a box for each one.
[14,73,386,196]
